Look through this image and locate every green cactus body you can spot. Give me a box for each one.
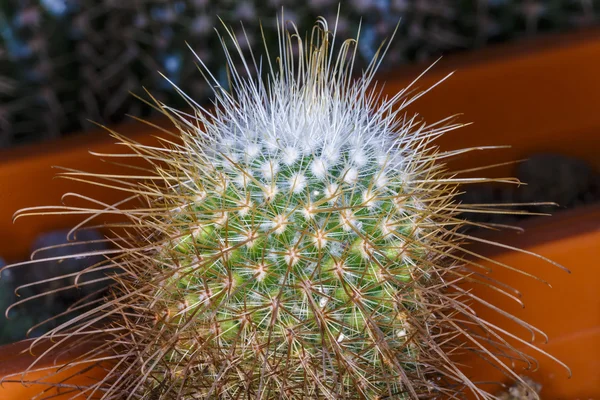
[95,19,464,395]
[150,131,428,397]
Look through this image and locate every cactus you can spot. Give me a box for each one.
[1,14,570,400]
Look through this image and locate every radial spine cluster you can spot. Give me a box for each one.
[142,17,462,398]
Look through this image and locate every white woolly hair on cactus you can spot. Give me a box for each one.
[1,12,570,400]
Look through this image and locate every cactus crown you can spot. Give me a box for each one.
[1,14,569,400]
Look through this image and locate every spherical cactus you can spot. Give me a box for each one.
[2,15,569,400]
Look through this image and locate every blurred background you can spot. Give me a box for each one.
[1,0,600,147]
[0,0,599,362]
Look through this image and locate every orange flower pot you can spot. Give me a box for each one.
[457,205,600,398]
[0,340,108,399]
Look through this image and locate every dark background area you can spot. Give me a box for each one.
[1,0,600,147]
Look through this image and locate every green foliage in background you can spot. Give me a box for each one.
[1,0,598,147]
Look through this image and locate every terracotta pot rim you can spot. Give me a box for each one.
[465,203,600,257]
[0,337,101,379]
